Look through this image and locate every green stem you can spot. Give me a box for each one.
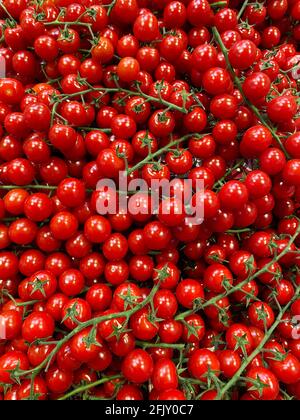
[227,228,252,234]
[210,1,227,7]
[0,185,57,190]
[78,127,111,133]
[44,21,92,27]
[128,133,206,175]
[55,86,189,115]
[237,0,249,20]
[136,340,185,350]
[107,0,117,15]
[0,3,16,22]
[16,300,41,307]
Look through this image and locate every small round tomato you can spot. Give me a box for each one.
[228,40,257,70]
[0,351,29,384]
[204,263,233,293]
[248,302,275,330]
[218,350,242,379]
[151,359,178,392]
[188,349,220,382]
[46,366,73,394]
[176,279,204,309]
[122,349,153,384]
[246,367,279,400]
[117,57,140,83]
[59,269,84,297]
[226,324,254,356]
[22,312,55,343]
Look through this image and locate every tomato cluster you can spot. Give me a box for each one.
[0,0,299,401]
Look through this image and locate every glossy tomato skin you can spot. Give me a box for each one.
[86,284,112,312]
[182,314,206,344]
[62,299,92,330]
[109,332,136,357]
[46,366,73,394]
[151,359,178,392]
[176,279,204,309]
[269,354,300,385]
[122,349,153,384]
[204,263,233,293]
[27,343,55,368]
[70,327,102,363]
[159,320,183,344]
[246,367,279,400]
[228,40,257,70]
[22,312,55,343]
[130,307,159,341]
[17,377,48,401]
[0,311,22,340]
[226,324,254,356]
[19,270,57,301]
[218,350,242,379]
[116,384,143,401]
[188,349,220,382]
[0,351,29,384]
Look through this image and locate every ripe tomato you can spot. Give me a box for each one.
[228,40,257,70]
[151,359,178,392]
[62,299,91,330]
[176,279,204,309]
[269,354,300,385]
[218,350,242,379]
[0,311,22,340]
[19,270,57,300]
[226,324,254,356]
[246,368,279,400]
[17,377,48,401]
[188,349,220,382]
[22,312,55,343]
[46,366,73,394]
[0,351,29,384]
[204,263,233,293]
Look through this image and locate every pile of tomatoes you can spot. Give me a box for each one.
[0,0,300,401]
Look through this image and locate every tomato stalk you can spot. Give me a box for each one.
[58,374,123,401]
[135,341,185,350]
[210,1,228,8]
[106,0,117,16]
[0,185,57,190]
[0,3,17,23]
[77,127,111,133]
[127,133,202,175]
[54,86,190,115]
[237,0,250,20]
[44,21,93,27]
